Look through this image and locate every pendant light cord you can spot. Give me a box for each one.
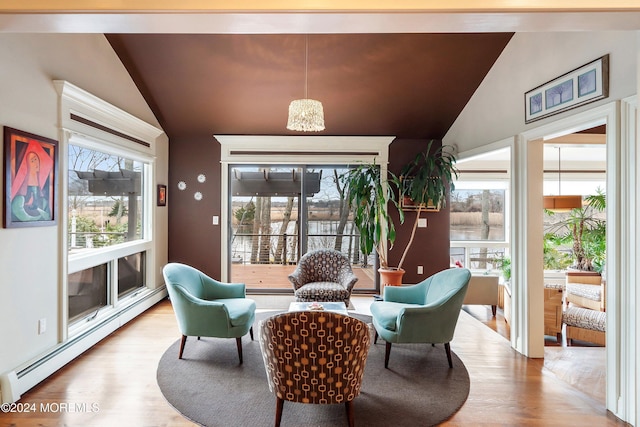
[304,35,309,99]
[558,147,562,195]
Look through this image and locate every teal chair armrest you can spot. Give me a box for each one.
[201,276,246,300]
[169,285,233,337]
[396,302,463,343]
[384,281,428,305]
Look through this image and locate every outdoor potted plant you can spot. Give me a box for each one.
[343,140,458,287]
[545,188,606,274]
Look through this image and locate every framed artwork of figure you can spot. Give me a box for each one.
[3,126,58,228]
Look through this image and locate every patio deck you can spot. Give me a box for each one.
[230,263,376,291]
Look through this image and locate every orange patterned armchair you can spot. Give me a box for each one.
[259,311,371,427]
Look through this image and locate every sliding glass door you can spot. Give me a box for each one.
[229,164,375,292]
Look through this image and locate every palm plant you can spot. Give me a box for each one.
[543,232,573,270]
[544,188,606,273]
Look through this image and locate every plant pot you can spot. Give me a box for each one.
[379,268,405,287]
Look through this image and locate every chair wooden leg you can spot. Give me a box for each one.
[491,305,497,316]
[384,341,392,368]
[345,400,355,427]
[445,342,453,368]
[236,337,243,364]
[374,330,378,344]
[249,326,254,341]
[178,335,187,359]
[275,397,284,427]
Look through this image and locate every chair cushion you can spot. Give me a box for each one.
[294,282,350,302]
[544,281,565,291]
[215,298,256,327]
[370,301,411,332]
[562,306,606,332]
[566,283,601,301]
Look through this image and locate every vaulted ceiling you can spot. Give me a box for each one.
[106,33,513,140]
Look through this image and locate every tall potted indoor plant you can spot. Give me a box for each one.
[396,141,458,271]
[343,141,458,287]
[342,160,400,278]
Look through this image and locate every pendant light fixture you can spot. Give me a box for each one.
[543,146,582,211]
[286,35,325,132]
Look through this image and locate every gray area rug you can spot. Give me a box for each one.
[157,312,470,427]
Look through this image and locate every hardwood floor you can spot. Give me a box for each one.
[0,297,627,426]
[462,304,608,404]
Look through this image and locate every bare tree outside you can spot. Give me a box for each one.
[478,189,491,269]
[274,196,295,263]
[333,169,350,252]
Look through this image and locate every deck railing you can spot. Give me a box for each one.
[231,232,371,267]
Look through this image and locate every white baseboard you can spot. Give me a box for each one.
[1,287,167,404]
[0,371,19,403]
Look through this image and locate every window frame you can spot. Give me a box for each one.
[56,80,162,338]
[217,135,394,284]
[450,179,511,273]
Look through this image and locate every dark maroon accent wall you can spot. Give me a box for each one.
[388,139,451,283]
[167,137,451,284]
[168,136,222,279]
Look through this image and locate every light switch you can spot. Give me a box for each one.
[212,216,219,225]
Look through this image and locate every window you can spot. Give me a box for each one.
[218,135,394,290]
[450,188,506,241]
[229,165,372,291]
[68,263,108,321]
[118,252,145,298]
[67,142,150,324]
[450,184,509,271]
[68,145,144,251]
[57,80,161,332]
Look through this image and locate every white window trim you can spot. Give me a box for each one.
[56,80,163,340]
[216,135,395,281]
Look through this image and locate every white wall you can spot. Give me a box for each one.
[0,34,167,375]
[444,31,639,423]
[445,32,637,151]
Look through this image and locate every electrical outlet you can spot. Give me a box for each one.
[212,215,219,225]
[418,218,427,228]
[417,265,424,274]
[38,318,46,335]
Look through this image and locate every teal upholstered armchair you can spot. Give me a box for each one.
[370,267,471,368]
[162,262,256,364]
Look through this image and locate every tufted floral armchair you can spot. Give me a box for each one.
[288,249,358,305]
